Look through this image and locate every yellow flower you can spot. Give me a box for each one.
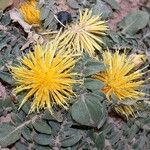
[94,50,145,118]
[58,9,108,57]
[10,42,78,113]
[20,0,40,25]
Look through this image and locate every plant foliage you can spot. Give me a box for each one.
[0,0,150,149]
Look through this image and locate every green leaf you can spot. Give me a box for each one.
[84,60,105,76]
[108,31,120,43]
[33,119,51,134]
[43,14,54,28]
[92,0,113,19]
[15,141,28,150]
[0,102,3,115]
[109,131,122,145]
[143,116,150,124]
[39,0,56,30]
[40,5,51,20]
[0,123,22,147]
[2,96,15,109]
[119,10,149,35]
[127,124,139,141]
[22,127,32,142]
[67,0,79,9]
[0,12,29,71]
[61,129,82,147]
[71,93,106,128]
[104,123,113,135]
[84,78,104,90]
[11,113,23,124]
[92,90,106,99]
[0,42,7,50]
[78,0,96,8]
[48,121,61,132]
[94,131,105,150]
[103,0,120,10]
[33,133,52,146]
[42,110,63,122]
[133,135,147,149]
[0,71,14,84]
[33,144,51,150]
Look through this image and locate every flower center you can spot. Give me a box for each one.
[72,24,83,33]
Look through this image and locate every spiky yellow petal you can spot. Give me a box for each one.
[10,42,78,113]
[58,9,108,57]
[94,50,145,118]
[20,0,40,25]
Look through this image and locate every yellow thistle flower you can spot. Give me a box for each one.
[58,9,108,57]
[10,42,78,113]
[94,50,145,118]
[20,0,40,25]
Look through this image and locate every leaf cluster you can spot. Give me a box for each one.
[0,0,150,149]
[0,12,30,73]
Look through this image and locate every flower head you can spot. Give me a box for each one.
[94,50,145,118]
[20,0,40,25]
[58,9,108,57]
[10,42,78,113]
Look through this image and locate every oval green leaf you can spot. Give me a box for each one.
[71,93,106,128]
